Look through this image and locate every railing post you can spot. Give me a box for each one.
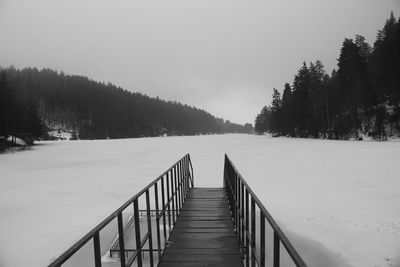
[145,189,154,267]
[260,213,265,267]
[223,155,227,189]
[178,163,183,210]
[171,166,176,224]
[93,232,102,267]
[175,163,179,217]
[161,175,167,243]
[166,171,172,233]
[274,231,280,267]
[236,174,240,235]
[117,213,126,267]
[245,190,250,267]
[241,182,245,257]
[175,165,180,214]
[133,199,143,267]
[154,182,162,260]
[182,166,186,200]
[251,198,256,267]
[188,154,194,187]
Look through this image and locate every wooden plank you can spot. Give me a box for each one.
[183,203,228,207]
[161,253,242,262]
[179,210,231,216]
[174,221,233,228]
[166,239,239,249]
[159,263,243,267]
[177,216,231,221]
[163,248,240,255]
[170,232,237,239]
[172,228,235,233]
[159,187,243,267]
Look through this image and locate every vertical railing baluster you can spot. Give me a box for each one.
[183,161,186,202]
[154,182,162,260]
[145,189,154,267]
[189,155,194,188]
[245,190,250,267]
[223,155,227,189]
[175,166,180,216]
[251,198,256,267]
[241,182,245,257]
[274,231,280,267]
[166,171,172,233]
[93,232,101,267]
[260,213,265,267]
[239,179,243,255]
[171,167,176,224]
[133,199,143,267]
[161,175,167,243]
[233,173,236,233]
[176,163,180,215]
[180,160,183,184]
[117,213,126,267]
[178,162,183,210]
[182,159,185,198]
[183,165,186,200]
[236,174,240,235]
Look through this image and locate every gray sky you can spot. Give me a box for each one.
[0,0,399,124]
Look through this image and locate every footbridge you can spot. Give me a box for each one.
[48,154,307,267]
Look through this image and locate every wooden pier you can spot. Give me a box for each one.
[48,154,306,267]
[158,188,243,267]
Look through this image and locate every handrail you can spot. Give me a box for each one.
[48,154,194,267]
[224,154,307,267]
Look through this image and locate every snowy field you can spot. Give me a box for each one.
[0,134,399,267]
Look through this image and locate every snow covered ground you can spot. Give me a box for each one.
[0,134,399,267]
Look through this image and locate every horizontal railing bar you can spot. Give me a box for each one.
[49,154,191,267]
[225,154,307,267]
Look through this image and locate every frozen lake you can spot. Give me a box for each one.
[0,134,399,266]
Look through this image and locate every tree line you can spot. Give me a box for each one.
[255,12,400,140]
[0,67,252,146]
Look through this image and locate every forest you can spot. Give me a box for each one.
[255,13,400,140]
[0,67,252,146]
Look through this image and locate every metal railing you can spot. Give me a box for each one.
[49,154,194,267]
[224,154,307,267]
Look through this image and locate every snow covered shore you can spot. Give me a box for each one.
[0,135,399,266]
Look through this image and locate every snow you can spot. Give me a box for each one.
[6,136,27,146]
[47,130,73,140]
[0,134,399,267]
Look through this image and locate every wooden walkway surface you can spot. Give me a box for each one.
[158,188,243,267]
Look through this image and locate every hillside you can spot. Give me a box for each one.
[0,67,252,144]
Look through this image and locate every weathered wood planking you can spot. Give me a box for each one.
[158,188,243,267]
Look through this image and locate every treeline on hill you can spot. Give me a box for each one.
[0,67,252,145]
[255,12,400,140]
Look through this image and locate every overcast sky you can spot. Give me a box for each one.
[0,0,399,124]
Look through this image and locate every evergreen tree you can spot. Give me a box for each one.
[270,88,282,133]
[281,83,294,136]
[0,66,252,143]
[254,11,400,140]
